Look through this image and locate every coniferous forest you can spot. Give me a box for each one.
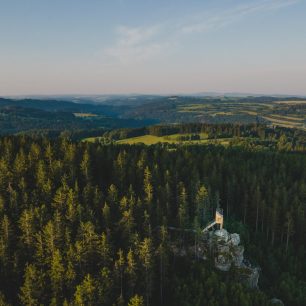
[0,134,306,305]
[2,0,306,304]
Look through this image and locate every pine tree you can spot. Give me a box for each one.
[178,184,188,230]
[65,253,76,296]
[102,202,111,228]
[99,232,111,267]
[119,209,135,242]
[0,291,10,306]
[126,249,137,297]
[19,209,35,253]
[80,149,91,181]
[42,221,57,262]
[98,267,113,306]
[74,274,96,306]
[50,249,65,302]
[78,222,99,271]
[139,238,153,306]
[157,225,169,304]
[0,215,11,270]
[115,249,125,299]
[128,295,144,306]
[19,264,43,306]
[144,167,153,206]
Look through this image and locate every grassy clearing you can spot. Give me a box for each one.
[82,137,104,143]
[74,113,98,117]
[83,133,211,145]
[117,135,174,145]
[116,134,230,146]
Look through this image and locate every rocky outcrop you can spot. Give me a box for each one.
[204,228,260,288]
[170,227,260,289]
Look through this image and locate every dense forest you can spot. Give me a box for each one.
[1,135,306,305]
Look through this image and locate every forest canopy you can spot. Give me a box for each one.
[0,134,306,305]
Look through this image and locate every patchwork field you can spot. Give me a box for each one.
[175,100,306,130]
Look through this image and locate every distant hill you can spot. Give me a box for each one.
[121,96,306,129]
[0,97,127,116]
[0,95,305,137]
[0,97,155,136]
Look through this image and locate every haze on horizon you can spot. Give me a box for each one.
[1,0,306,96]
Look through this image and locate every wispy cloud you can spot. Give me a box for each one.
[181,0,299,34]
[103,0,299,64]
[104,25,171,64]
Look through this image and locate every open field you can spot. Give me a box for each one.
[73,113,98,117]
[84,132,213,145]
[82,136,104,143]
[115,134,230,146]
[117,135,174,145]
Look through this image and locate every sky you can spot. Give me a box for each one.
[0,0,306,96]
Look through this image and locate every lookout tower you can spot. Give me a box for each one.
[202,208,224,232]
[215,208,224,229]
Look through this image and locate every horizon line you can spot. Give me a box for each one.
[2,92,306,98]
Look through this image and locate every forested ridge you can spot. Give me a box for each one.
[1,96,306,138]
[0,98,153,136]
[0,136,306,305]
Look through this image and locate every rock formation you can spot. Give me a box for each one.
[169,225,260,288]
[202,228,260,288]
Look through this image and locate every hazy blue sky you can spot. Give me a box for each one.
[1,0,306,95]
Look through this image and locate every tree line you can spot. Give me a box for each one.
[103,123,306,151]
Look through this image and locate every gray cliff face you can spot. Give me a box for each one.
[203,229,259,288]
